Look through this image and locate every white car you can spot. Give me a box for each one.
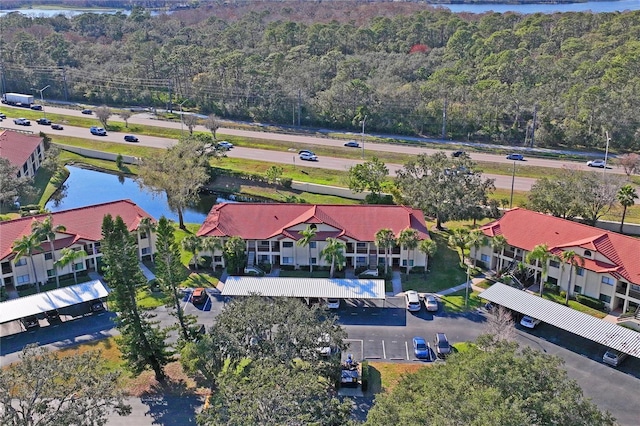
[300,152,318,161]
[217,141,233,149]
[520,316,541,329]
[14,118,30,126]
[424,294,439,312]
[327,298,340,309]
[586,159,606,168]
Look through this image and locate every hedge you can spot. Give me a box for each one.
[576,294,605,310]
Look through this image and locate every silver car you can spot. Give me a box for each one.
[424,294,438,312]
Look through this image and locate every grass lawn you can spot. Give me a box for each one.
[367,362,429,394]
[279,269,332,278]
[182,271,220,288]
[136,288,167,309]
[541,292,608,319]
[440,290,484,313]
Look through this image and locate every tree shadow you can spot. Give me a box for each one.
[140,379,203,426]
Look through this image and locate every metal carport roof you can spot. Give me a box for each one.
[221,277,386,300]
[479,283,640,358]
[0,280,109,323]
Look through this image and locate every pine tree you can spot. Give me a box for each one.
[101,214,171,382]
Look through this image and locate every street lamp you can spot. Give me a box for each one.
[178,99,189,135]
[603,131,611,177]
[509,160,516,208]
[37,85,50,118]
[465,265,470,308]
[360,115,367,159]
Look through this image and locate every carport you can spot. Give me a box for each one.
[221,277,386,303]
[0,280,110,325]
[479,283,640,359]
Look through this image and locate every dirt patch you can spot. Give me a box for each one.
[125,361,208,397]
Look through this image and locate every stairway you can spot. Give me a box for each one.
[247,251,255,266]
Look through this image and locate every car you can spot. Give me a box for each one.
[412,337,429,359]
[124,135,139,142]
[45,310,61,323]
[298,149,315,156]
[81,109,93,115]
[317,333,340,358]
[299,152,318,161]
[30,104,43,111]
[0,112,6,119]
[90,126,107,136]
[587,159,606,168]
[36,117,51,125]
[217,141,233,149]
[90,300,105,312]
[434,332,451,357]
[603,348,628,367]
[344,140,360,148]
[519,316,541,329]
[405,290,421,312]
[21,315,40,329]
[506,153,524,161]
[192,287,207,305]
[452,150,465,157]
[424,294,438,312]
[14,118,30,126]
[326,298,340,309]
[51,123,64,130]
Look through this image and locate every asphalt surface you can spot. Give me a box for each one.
[1,103,632,196]
[2,291,639,425]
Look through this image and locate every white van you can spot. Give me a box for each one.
[405,290,421,312]
[603,348,628,367]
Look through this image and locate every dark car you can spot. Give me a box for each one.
[90,300,105,312]
[45,310,61,323]
[81,109,93,115]
[51,123,64,130]
[21,315,40,330]
[0,112,6,119]
[124,135,139,142]
[435,332,451,358]
[452,150,465,157]
[31,105,43,111]
[36,117,51,125]
[506,153,524,161]
[344,140,360,148]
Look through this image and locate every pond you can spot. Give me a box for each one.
[45,166,233,224]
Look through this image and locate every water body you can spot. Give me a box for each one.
[442,0,640,14]
[46,166,225,223]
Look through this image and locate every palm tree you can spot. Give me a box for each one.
[321,238,346,278]
[448,229,470,267]
[418,239,437,275]
[525,244,553,296]
[398,229,419,274]
[617,185,638,233]
[138,217,157,263]
[297,225,317,274]
[31,215,67,288]
[491,235,508,272]
[467,230,487,268]
[181,234,202,270]
[560,250,585,305]
[201,236,224,269]
[375,228,396,275]
[55,247,88,284]
[12,234,43,293]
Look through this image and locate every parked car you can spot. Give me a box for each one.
[520,316,541,329]
[21,315,39,329]
[452,150,465,157]
[51,123,64,130]
[434,332,451,357]
[45,310,61,323]
[36,117,51,125]
[90,300,105,312]
[90,126,107,136]
[192,287,207,305]
[405,290,421,312]
[30,104,43,111]
[14,118,30,126]
[412,336,429,359]
[124,135,139,142]
[0,112,6,119]
[300,152,318,161]
[506,153,524,161]
[81,109,93,115]
[217,140,233,149]
[344,140,360,148]
[587,159,606,168]
[424,294,439,312]
[603,348,628,367]
[326,298,340,309]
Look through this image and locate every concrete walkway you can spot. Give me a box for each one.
[391,270,403,296]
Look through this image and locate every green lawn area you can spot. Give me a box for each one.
[279,269,331,278]
[541,292,608,319]
[440,290,484,314]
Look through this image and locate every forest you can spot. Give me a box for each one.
[1,2,640,150]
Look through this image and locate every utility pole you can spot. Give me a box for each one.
[530,104,537,147]
[604,131,611,177]
[510,161,516,208]
[61,68,69,101]
[297,89,301,127]
[441,97,447,141]
[37,85,50,118]
[167,80,173,113]
[361,115,367,160]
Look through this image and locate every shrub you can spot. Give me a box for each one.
[360,360,369,392]
[279,265,296,271]
[544,282,560,294]
[576,294,605,310]
[258,262,272,273]
[560,290,566,299]
[410,266,425,274]
[280,177,292,188]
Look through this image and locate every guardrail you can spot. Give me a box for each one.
[0,126,34,135]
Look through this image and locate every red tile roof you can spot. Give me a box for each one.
[197,203,430,242]
[0,130,43,168]
[481,208,640,284]
[0,200,154,261]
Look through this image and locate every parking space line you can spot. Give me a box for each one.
[405,341,410,360]
[382,340,386,359]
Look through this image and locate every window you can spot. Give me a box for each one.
[584,250,592,257]
[409,259,414,266]
[259,241,269,247]
[549,260,560,268]
[356,242,366,248]
[356,256,366,265]
[94,242,101,253]
[601,276,614,286]
[310,242,317,248]
[23,164,28,174]
[214,256,222,262]
[47,269,55,277]
[282,257,293,265]
[15,258,27,267]
[481,254,490,263]
[282,242,293,248]
[141,247,150,255]
[17,274,30,284]
[574,285,582,294]
[311,257,317,265]
[599,294,612,303]
[632,284,640,292]
[74,262,84,271]
[547,277,558,285]
[402,259,407,266]
[44,252,53,261]
[140,232,148,239]
[576,267,584,276]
